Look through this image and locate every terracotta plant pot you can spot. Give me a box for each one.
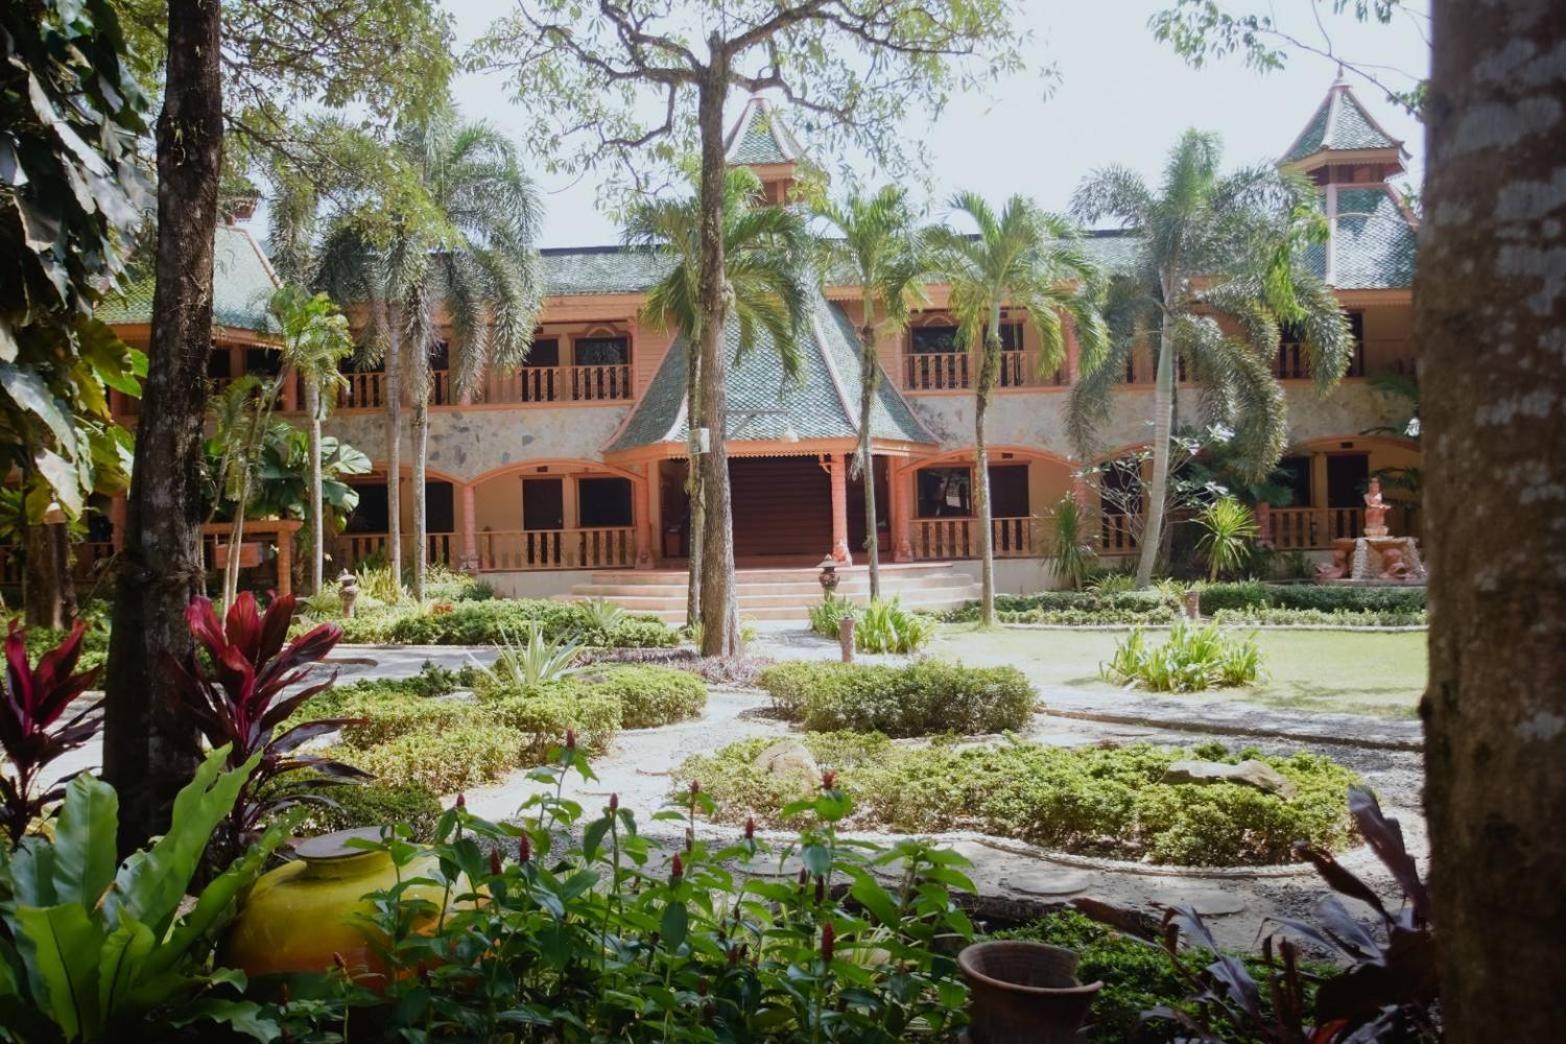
[222,827,461,990]
[958,941,1103,1044]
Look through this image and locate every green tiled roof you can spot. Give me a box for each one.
[725,96,804,166]
[606,292,934,454]
[540,246,672,297]
[1284,82,1402,162]
[98,224,280,335]
[1304,185,1417,290]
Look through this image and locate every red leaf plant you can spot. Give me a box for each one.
[0,620,104,844]
[167,591,368,865]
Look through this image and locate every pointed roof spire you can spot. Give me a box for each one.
[1281,75,1406,169]
[724,95,804,167]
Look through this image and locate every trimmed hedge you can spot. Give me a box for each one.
[326,724,520,793]
[1198,581,1425,615]
[320,598,677,648]
[679,737,1358,867]
[580,664,707,729]
[294,781,445,841]
[1211,606,1426,628]
[757,660,1037,737]
[942,590,1177,626]
[487,686,623,759]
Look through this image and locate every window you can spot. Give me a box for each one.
[574,335,629,367]
[244,348,280,377]
[578,477,633,528]
[1277,455,1313,507]
[917,467,971,518]
[909,325,961,355]
[525,338,560,367]
[989,464,1029,518]
[999,323,1023,351]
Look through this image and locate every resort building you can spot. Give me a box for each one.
[7,80,1421,616]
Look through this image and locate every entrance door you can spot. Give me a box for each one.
[522,478,564,531]
[729,457,831,558]
[1326,454,1369,539]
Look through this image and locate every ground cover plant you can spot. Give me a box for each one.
[758,660,1036,736]
[677,738,1359,867]
[809,596,936,653]
[942,588,1179,625]
[302,595,678,648]
[1101,622,1262,692]
[944,582,1426,628]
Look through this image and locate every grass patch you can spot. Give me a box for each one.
[677,737,1359,867]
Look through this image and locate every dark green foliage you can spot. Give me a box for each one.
[580,664,707,729]
[487,685,623,760]
[683,739,1358,867]
[330,598,677,648]
[294,780,444,841]
[1198,582,1426,615]
[943,589,1178,625]
[758,660,1037,737]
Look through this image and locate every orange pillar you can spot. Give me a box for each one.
[635,471,655,569]
[830,453,852,564]
[460,483,479,573]
[889,466,913,562]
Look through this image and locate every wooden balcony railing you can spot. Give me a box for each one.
[476,527,635,571]
[1262,507,1368,549]
[482,363,633,404]
[1099,513,1139,552]
[910,517,1036,560]
[336,532,456,569]
[904,351,1064,392]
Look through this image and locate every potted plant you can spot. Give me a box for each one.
[957,940,1102,1043]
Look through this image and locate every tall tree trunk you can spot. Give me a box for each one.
[1136,305,1176,588]
[974,310,1001,625]
[102,0,218,854]
[696,66,739,658]
[22,520,73,629]
[1420,1,1566,1034]
[382,299,403,596]
[411,399,428,600]
[859,306,881,599]
[684,343,704,626]
[306,379,324,593]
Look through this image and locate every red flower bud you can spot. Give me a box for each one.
[821,770,838,791]
[565,729,577,751]
[489,849,502,876]
[821,921,836,963]
[455,792,466,810]
[744,816,756,840]
[671,852,684,881]
[689,778,701,796]
[797,867,809,887]
[332,951,348,972]
[518,834,532,864]
[814,876,825,904]
[609,793,619,812]
[279,983,290,1007]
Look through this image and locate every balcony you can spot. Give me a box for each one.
[337,532,457,569]
[903,350,1066,392]
[332,363,633,410]
[910,517,1037,560]
[1261,507,1369,550]
[476,527,635,571]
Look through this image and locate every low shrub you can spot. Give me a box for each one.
[582,663,706,729]
[337,693,475,748]
[680,738,1359,867]
[1101,623,1262,692]
[293,781,445,841]
[327,724,519,793]
[807,594,858,640]
[319,597,678,648]
[673,731,893,817]
[855,598,936,653]
[487,684,623,759]
[1198,581,1425,615]
[1211,606,1427,628]
[942,588,1175,626]
[757,660,1037,737]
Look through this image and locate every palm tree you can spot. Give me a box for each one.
[625,166,812,645]
[393,114,542,601]
[927,193,1107,626]
[1069,130,1352,587]
[814,186,927,598]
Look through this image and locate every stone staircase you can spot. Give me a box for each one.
[557,562,981,623]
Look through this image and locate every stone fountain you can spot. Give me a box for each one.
[1315,478,1427,584]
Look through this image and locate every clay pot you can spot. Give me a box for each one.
[222,827,459,989]
[958,941,1102,1044]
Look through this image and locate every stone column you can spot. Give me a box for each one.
[634,471,655,569]
[647,462,663,565]
[459,483,479,573]
[830,453,852,564]
[889,466,914,562]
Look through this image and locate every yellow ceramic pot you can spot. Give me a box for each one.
[223,827,457,987]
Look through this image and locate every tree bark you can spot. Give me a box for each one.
[858,308,881,599]
[696,64,740,658]
[382,298,403,595]
[1136,301,1176,588]
[102,0,218,854]
[1420,0,1566,1034]
[411,398,428,600]
[306,379,323,593]
[684,343,704,626]
[974,309,1001,625]
[22,521,74,630]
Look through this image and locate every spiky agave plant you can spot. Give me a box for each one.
[1195,497,1260,581]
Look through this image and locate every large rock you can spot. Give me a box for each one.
[1163,759,1295,798]
[753,739,820,788]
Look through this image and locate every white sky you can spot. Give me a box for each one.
[446,0,1431,248]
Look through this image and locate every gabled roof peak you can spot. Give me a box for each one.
[1282,76,1406,168]
[724,95,804,167]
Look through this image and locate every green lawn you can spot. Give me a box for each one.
[929,625,1427,719]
